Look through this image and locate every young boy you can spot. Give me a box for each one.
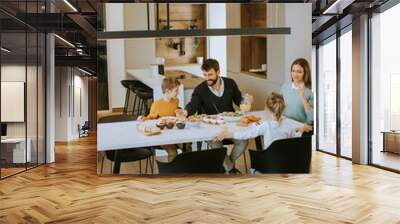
[138,78,184,162]
[138,78,181,120]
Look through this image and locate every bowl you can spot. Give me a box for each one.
[156,123,166,130]
[176,122,186,129]
[166,122,175,129]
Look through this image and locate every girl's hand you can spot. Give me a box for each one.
[137,116,145,121]
[214,128,232,142]
[299,124,313,133]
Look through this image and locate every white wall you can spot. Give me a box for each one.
[207,3,227,77]
[54,67,89,141]
[226,3,312,110]
[124,3,156,70]
[106,3,126,110]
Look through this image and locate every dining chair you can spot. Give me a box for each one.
[98,115,154,174]
[249,136,312,173]
[157,148,227,174]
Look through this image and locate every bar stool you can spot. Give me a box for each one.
[120,80,151,114]
[134,88,153,117]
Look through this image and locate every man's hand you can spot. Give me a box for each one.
[175,109,188,118]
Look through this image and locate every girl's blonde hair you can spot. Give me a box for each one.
[266,92,286,121]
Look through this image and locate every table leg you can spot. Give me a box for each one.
[255,136,263,151]
[113,150,119,174]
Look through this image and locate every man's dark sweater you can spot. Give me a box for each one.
[185,77,243,116]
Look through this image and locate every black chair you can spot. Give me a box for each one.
[157,148,227,174]
[120,80,152,115]
[134,88,153,117]
[98,115,154,174]
[78,121,90,138]
[249,136,312,174]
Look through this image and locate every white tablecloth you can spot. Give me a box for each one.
[97,111,303,152]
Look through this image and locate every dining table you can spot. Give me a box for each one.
[97,111,304,152]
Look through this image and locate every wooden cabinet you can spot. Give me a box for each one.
[241,4,267,77]
[155,4,207,66]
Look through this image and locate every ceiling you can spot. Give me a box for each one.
[1,0,394,74]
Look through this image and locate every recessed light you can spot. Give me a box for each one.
[54,34,75,48]
[1,47,11,53]
[63,0,78,12]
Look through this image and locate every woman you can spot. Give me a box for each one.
[280,58,314,125]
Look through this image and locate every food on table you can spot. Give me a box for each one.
[220,111,244,122]
[166,120,175,129]
[156,122,166,130]
[239,115,261,126]
[188,114,206,122]
[157,117,177,129]
[221,111,243,117]
[176,121,186,129]
[202,115,225,125]
[136,124,161,136]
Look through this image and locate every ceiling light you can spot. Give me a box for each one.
[322,0,354,14]
[78,67,93,76]
[54,34,75,48]
[1,47,11,53]
[63,0,78,12]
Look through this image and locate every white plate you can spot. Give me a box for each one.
[220,115,243,122]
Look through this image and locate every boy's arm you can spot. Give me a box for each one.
[144,101,159,120]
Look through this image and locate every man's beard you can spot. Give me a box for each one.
[207,77,218,87]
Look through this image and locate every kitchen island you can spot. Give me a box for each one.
[127,64,203,108]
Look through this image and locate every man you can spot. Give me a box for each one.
[184,58,251,174]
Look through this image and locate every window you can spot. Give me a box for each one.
[339,29,352,158]
[317,36,337,154]
[371,3,400,171]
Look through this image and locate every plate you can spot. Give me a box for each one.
[220,112,243,122]
[202,117,225,125]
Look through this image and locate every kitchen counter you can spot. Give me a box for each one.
[126,64,204,108]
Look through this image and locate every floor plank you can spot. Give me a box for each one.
[0,135,400,223]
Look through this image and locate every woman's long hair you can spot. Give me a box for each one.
[291,58,312,89]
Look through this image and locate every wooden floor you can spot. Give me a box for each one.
[1,135,400,223]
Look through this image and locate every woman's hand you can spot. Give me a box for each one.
[298,86,312,113]
[137,116,145,121]
[298,86,305,99]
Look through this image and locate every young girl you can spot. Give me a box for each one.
[216,92,312,150]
